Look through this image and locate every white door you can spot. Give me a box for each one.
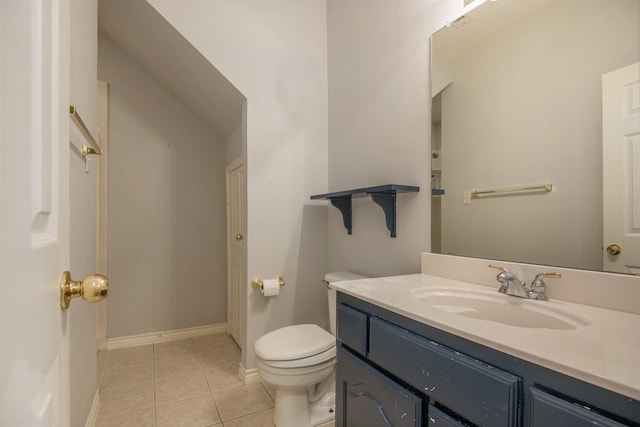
[603,62,640,274]
[0,0,72,425]
[226,157,245,349]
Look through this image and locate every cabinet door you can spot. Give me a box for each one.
[369,317,520,427]
[336,346,422,427]
[530,388,628,427]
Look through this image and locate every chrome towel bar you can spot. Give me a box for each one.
[471,183,552,198]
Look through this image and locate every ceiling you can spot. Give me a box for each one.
[98,0,245,140]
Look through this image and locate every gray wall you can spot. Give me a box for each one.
[326,0,460,276]
[149,0,330,370]
[98,34,228,338]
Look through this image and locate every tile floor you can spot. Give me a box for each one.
[95,333,335,427]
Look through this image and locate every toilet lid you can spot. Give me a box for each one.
[254,324,335,361]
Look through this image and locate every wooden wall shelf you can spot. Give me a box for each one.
[311,184,419,237]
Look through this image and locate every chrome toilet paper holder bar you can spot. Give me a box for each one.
[251,276,286,290]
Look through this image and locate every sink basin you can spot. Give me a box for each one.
[412,287,589,330]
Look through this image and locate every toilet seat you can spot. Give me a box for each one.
[258,346,336,369]
[254,324,335,363]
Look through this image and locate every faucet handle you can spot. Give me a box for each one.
[530,272,562,301]
[533,272,562,281]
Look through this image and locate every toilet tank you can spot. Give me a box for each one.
[323,271,369,335]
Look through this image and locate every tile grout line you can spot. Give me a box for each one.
[196,336,225,425]
[96,333,278,426]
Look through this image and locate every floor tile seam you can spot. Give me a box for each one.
[209,381,248,397]
[98,399,156,419]
[153,350,198,361]
[153,391,224,426]
[222,406,274,421]
[100,369,155,390]
[151,360,208,388]
[154,354,201,364]
[154,389,213,407]
[154,369,208,384]
[107,354,154,366]
[209,388,276,422]
[217,404,276,423]
[153,343,197,354]
[102,361,154,376]
[203,366,242,394]
[206,381,247,394]
[99,378,155,394]
[94,406,157,424]
[202,358,240,370]
[196,346,240,355]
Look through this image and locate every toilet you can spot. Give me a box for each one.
[254,271,368,427]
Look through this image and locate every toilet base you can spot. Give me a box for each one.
[309,386,336,426]
[272,379,335,427]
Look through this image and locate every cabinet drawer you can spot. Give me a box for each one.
[428,405,468,426]
[336,304,368,356]
[529,388,628,427]
[337,346,422,427]
[369,318,520,427]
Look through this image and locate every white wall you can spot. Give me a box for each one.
[147,0,329,369]
[440,0,639,270]
[326,0,461,277]
[98,35,228,338]
[69,0,99,425]
[224,124,243,166]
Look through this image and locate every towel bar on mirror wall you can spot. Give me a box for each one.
[471,183,552,199]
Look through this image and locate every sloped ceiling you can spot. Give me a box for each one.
[98,0,244,139]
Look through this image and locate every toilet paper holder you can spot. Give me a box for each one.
[251,276,286,290]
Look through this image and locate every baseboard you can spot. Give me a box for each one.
[238,362,260,384]
[106,323,228,350]
[84,390,99,427]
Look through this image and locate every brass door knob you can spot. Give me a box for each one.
[606,244,622,255]
[235,233,244,241]
[60,271,108,310]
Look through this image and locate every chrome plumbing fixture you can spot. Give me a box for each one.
[489,264,561,301]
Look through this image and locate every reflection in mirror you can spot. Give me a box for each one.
[431,0,640,274]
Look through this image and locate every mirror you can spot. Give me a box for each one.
[431,0,640,274]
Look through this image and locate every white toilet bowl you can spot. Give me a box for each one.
[254,272,368,427]
[255,324,336,427]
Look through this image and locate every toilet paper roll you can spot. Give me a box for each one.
[261,278,280,297]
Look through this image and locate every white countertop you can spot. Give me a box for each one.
[331,273,640,400]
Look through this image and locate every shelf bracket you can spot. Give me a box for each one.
[369,191,397,237]
[311,184,419,238]
[329,196,352,235]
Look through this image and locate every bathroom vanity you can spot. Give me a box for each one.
[332,273,640,427]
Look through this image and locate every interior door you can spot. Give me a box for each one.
[0,0,72,424]
[603,62,640,274]
[226,157,245,349]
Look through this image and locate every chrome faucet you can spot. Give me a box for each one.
[489,264,561,300]
[490,264,529,298]
[528,272,562,301]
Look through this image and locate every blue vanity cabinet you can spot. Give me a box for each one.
[369,317,520,427]
[337,345,423,426]
[529,388,629,427]
[335,292,640,427]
